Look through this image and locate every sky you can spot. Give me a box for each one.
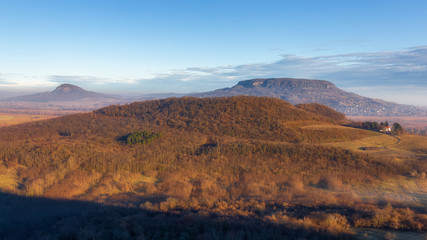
[0,0,426,105]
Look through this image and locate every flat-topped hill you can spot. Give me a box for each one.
[193,78,425,116]
[236,78,335,89]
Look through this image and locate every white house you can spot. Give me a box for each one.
[380,126,392,132]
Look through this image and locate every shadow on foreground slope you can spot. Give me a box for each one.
[0,191,355,240]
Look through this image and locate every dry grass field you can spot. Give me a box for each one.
[0,112,57,127]
[324,132,396,153]
[0,107,85,127]
[318,124,427,210]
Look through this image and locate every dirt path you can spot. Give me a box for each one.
[389,134,400,145]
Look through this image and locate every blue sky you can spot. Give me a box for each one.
[1,0,426,105]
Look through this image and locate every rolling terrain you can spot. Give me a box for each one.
[0,96,426,239]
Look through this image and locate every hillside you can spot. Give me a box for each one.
[193,78,425,117]
[0,96,426,239]
[1,96,400,201]
[296,103,348,124]
[97,96,354,142]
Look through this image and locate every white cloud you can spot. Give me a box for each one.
[34,46,427,104]
[128,46,427,104]
[49,75,115,84]
[0,73,37,86]
[345,86,427,106]
[136,46,427,90]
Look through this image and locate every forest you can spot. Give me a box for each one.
[0,96,425,239]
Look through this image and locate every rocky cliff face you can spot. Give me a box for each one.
[236,78,335,90]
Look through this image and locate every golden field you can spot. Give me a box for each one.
[0,112,57,127]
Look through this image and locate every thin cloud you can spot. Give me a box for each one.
[345,85,427,106]
[161,46,427,89]
[0,76,10,85]
[49,75,114,84]
[0,73,23,85]
[46,46,427,96]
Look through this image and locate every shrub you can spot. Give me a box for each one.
[119,130,160,145]
[318,176,343,191]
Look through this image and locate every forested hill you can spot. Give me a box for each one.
[1,96,424,238]
[296,103,347,124]
[95,96,347,142]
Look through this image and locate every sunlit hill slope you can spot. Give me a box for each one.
[0,96,426,239]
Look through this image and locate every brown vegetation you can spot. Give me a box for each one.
[296,103,348,125]
[0,96,425,239]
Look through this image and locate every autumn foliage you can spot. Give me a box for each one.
[0,96,425,239]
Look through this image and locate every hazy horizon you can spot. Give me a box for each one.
[2,78,427,107]
[1,1,426,105]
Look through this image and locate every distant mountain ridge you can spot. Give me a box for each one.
[6,84,117,102]
[0,83,129,113]
[193,78,425,116]
[1,79,425,117]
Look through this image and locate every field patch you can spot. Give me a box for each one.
[0,112,57,127]
[393,135,427,152]
[300,123,349,130]
[298,123,377,143]
[324,133,397,152]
